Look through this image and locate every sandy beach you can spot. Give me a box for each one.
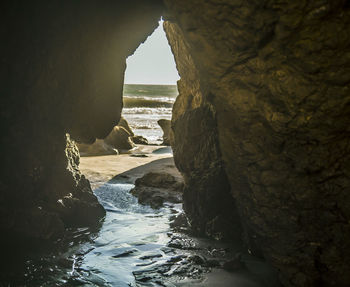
[79,145,179,189]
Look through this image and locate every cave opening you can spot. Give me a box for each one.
[72,17,194,287]
[122,18,180,145]
[2,1,349,286]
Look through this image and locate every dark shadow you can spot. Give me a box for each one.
[109,157,177,184]
[152,146,173,154]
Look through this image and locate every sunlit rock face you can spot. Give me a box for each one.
[164,22,242,242]
[0,0,163,243]
[164,0,350,286]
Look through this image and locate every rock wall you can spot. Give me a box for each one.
[0,0,164,243]
[1,1,350,285]
[164,1,350,286]
[164,22,242,242]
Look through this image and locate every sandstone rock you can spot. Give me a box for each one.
[0,0,163,248]
[132,135,149,145]
[130,172,183,209]
[120,117,149,145]
[77,139,118,156]
[56,136,106,227]
[169,104,243,242]
[0,135,106,244]
[119,117,149,145]
[104,126,135,151]
[118,116,134,137]
[164,2,350,285]
[77,118,148,156]
[2,1,350,286]
[157,119,172,145]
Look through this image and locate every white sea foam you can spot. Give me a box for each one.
[122,84,177,144]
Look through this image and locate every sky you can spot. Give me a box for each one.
[124,20,180,85]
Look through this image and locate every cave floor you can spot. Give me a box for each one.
[77,145,279,287]
[8,145,278,286]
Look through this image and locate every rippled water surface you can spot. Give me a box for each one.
[4,171,279,287]
[122,84,177,144]
[16,180,202,287]
[77,182,179,286]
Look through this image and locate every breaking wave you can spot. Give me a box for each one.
[123,97,174,108]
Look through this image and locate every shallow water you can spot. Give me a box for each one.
[16,181,181,287]
[78,182,180,287]
[10,180,202,287]
[3,170,279,286]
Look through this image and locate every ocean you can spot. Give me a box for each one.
[122,84,178,144]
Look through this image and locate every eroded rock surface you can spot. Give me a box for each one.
[77,139,119,157]
[0,0,164,245]
[164,1,350,286]
[157,119,172,146]
[118,116,135,137]
[131,172,184,209]
[104,126,135,151]
[1,1,350,286]
[77,117,149,156]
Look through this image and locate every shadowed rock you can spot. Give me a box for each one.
[77,117,149,156]
[132,135,149,145]
[130,172,183,208]
[164,1,350,285]
[0,0,164,247]
[104,126,135,150]
[118,116,134,136]
[119,116,149,145]
[77,139,119,156]
[157,119,172,145]
[1,1,350,286]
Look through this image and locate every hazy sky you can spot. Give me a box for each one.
[124,20,180,85]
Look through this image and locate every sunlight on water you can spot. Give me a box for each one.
[73,182,180,287]
[122,84,178,145]
[12,174,276,287]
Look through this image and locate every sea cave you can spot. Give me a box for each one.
[1,1,350,286]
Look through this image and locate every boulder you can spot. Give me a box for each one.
[104,126,135,150]
[77,117,149,156]
[169,212,189,230]
[118,116,134,136]
[157,119,172,145]
[77,139,118,156]
[132,135,149,145]
[130,172,184,209]
[119,117,149,145]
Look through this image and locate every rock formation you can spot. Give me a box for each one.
[118,116,135,137]
[104,126,135,151]
[130,171,183,209]
[164,1,350,286]
[132,135,149,145]
[1,0,350,286]
[76,139,119,157]
[0,0,164,245]
[157,119,172,145]
[76,117,149,156]
[118,117,149,146]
